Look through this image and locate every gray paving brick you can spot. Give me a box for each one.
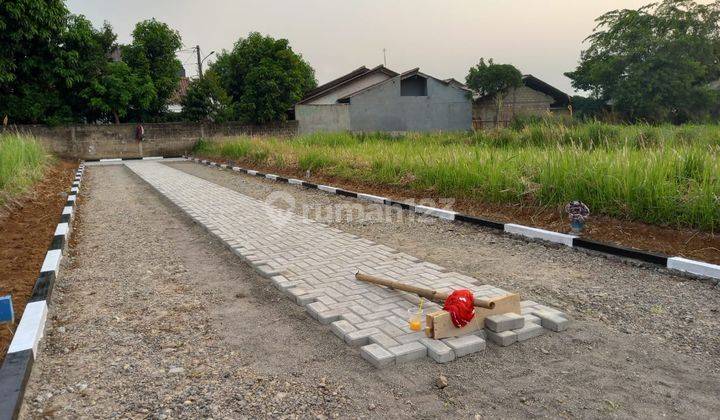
[369,333,400,349]
[485,313,525,332]
[419,337,455,363]
[516,322,545,341]
[305,302,328,320]
[533,310,569,332]
[389,342,427,363]
[442,335,486,357]
[124,161,566,368]
[360,344,395,368]
[486,329,518,346]
[317,309,344,325]
[345,328,381,346]
[330,320,357,339]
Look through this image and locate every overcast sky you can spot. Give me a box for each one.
[66,0,676,94]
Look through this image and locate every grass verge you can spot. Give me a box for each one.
[194,122,720,231]
[0,134,48,206]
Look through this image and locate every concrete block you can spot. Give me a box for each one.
[340,312,364,325]
[389,342,427,363]
[265,174,278,180]
[485,313,524,332]
[442,335,486,357]
[317,309,344,325]
[360,344,395,368]
[523,314,542,325]
[331,320,357,339]
[395,332,426,344]
[247,170,258,176]
[286,288,309,304]
[288,179,303,185]
[486,329,518,346]
[419,337,455,363]
[345,328,381,346]
[504,224,575,247]
[256,265,280,278]
[270,275,293,292]
[369,333,400,349]
[533,310,569,332]
[305,302,328,320]
[516,322,545,341]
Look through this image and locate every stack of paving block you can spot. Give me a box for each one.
[485,301,569,346]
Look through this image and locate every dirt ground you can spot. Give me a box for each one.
[0,161,76,360]
[22,163,720,419]
[199,156,720,265]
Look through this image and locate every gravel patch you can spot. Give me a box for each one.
[21,163,720,418]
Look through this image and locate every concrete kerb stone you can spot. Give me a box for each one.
[667,257,720,281]
[504,224,576,247]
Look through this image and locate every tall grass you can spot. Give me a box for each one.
[194,122,720,231]
[0,134,48,205]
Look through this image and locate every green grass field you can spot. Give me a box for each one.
[194,121,720,231]
[0,134,48,205]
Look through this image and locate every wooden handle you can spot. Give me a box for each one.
[354,271,495,309]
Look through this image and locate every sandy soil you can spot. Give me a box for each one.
[0,161,76,360]
[22,163,720,419]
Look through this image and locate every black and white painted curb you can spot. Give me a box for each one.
[186,155,720,283]
[83,156,186,166]
[0,163,85,419]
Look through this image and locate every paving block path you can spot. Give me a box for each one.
[125,161,567,367]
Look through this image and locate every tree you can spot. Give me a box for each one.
[0,0,68,124]
[466,58,523,126]
[85,62,156,124]
[565,0,720,123]
[211,32,316,124]
[56,15,118,122]
[122,19,183,119]
[181,71,232,123]
[571,95,609,120]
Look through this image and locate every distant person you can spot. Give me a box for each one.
[135,123,145,142]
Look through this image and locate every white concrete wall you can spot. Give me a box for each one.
[296,104,350,134]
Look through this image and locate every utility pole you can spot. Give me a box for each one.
[196,45,203,79]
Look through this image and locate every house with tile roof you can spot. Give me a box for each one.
[295,65,473,134]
